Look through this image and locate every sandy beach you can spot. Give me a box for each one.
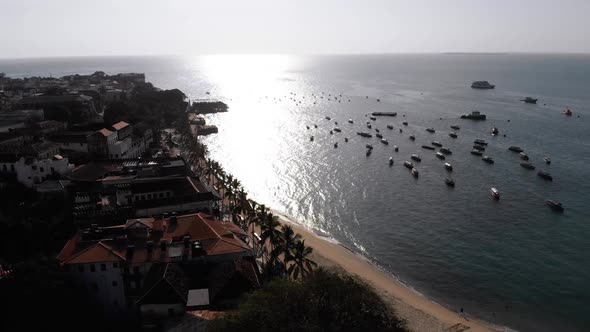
[273,211,501,332]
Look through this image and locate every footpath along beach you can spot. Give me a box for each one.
[273,211,502,332]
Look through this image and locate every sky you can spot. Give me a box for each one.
[1,0,589,58]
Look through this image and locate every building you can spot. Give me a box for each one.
[87,128,117,158]
[57,213,259,316]
[47,130,93,153]
[87,122,153,160]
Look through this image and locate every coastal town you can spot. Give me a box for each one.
[0,72,414,331]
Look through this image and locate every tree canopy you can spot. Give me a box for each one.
[209,268,407,332]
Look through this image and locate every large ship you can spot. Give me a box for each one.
[471,81,495,89]
[461,111,487,120]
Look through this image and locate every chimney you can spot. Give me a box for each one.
[146,241,153,254]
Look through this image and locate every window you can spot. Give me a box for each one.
[113,262,119,268]
[78,265,84,273]
[112,281,118,287]
[100,263,106,271]
[90,264,96,272]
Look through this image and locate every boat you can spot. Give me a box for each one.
[508,146,524,153]
[519,152,529,160]
[335,121,338,125]
[389,157,394,165]
[306,125,310,129]
[474,139,488,146]
[491,127,499,136]
[411,168,419,177]
[394,145,399,152]
[432,141,442,147]
[445,178,455,187]
[372,112,397,116]
[450,125,460,130]
[387,124,394,129]
[520,162,535,170]
[310,136,314,141]
[440,147,452,155]
[490,187,500,200]
[357,132,372,138]
[471,150,483,156]
[366,144,373,150]
[482,156,494,164]
[473,145,485,151]
[381,138,389,145]
[521,97,538,104]
[426,128,436,133]
[314,124,318,128]
[461,111,487,120]
[334,127,342,133]
[436,152,446,160]
[348,119,354,123]
[411,154,421,162]
[376,128,380,133]
[366,149,372,156]
[402,121,408,126]
[409,135,415,141]
[367,123,372,129]
[563,108,573,116]
[399,128,403,133]
[537,171,553,181]
[544,156,551,164]
[344,138,349,143]
[330,130,333,135]
[376,99,381,102]
[325,116,331,120]
[370,116,377,121]
[471,81,495,89]
[376,133,383,139]
[334,142,338,148]
[444,163,453,171]
[404,161,414,169]
[422,145,435,150]
[546,200,564,212]
[449,132,458,138]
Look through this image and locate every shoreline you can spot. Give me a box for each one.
[272,209,504,332]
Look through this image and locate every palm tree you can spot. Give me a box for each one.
[280,225,301,274]
[286,240,317,280]
[260,213,283,269]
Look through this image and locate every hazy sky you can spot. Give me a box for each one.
[1,0,589,58]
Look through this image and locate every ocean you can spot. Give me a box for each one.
[2,54,589,331]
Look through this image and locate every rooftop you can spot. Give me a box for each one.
[111,121,130,131]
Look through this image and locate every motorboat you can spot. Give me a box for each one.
[432,141,442,147]
[344,138,349,142]
[366,149,372,156]
[411,168,419,177]
[404,161,414,169]
[357,132,372,138]
[372,112,397,116]
[387,124,394,129]
[482,156,494,164]
[521,97,538,104]
[471,150,483,156]
[520,162,535,170]
[491,127,499,136]
[422,145,435,150]
[314,124,317,128]
[444,163,453,171]
[389,157,394,166]
[381,138,389,145]
[334,127,342,133]
[474,139,488,146]
[440,147,452,154]
[306,125,310,129]
[334,142,338,148]
[450,125,460,130]
[537,171,553,181]
[490,187,500,200]
[473,145,485,151]
[402,121,408,126]
[508,146,524,153]
[519,152,529,160]
[563,108,573,116]
[471,81,495,89]
[394,145,399,152]
[546,200,564,212]
[348,119,354,123]
[366,144,373,150]
[436,152,446,160]
[376,128,381,133]
[445,178,455,187]
[399,128,403,133]
[411,154,421,162]
[376,133,383,138]
[426,128,436,133]
[409,135,415,141]
[449,132,458,138]
[370,116,377,121]
[367,123,372,129]
[544,156,551,164]
[325,116,331,120]
[310,136,314,141]
[461,111,486,120]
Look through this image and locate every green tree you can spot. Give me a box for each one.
[286,239,316,280]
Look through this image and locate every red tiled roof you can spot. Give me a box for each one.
[98,128,114,137]
[111,121,130,131]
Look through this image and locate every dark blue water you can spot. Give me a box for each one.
[2,54,589,331]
